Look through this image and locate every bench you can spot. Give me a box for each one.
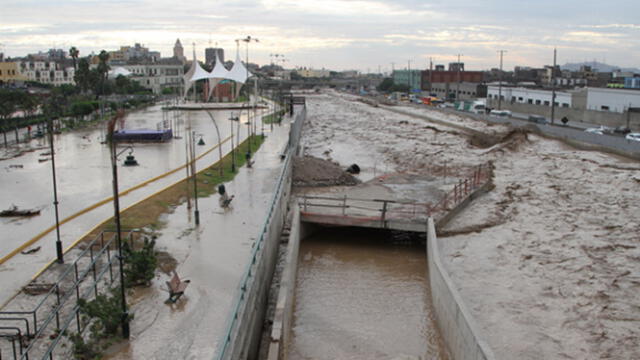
[166,271,190,303]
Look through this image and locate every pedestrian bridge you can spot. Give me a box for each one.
[298,164,491,232]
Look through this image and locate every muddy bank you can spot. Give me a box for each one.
[292,156,360,187]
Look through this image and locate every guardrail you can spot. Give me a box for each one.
[214,104,306,360]
[0,230,139,360]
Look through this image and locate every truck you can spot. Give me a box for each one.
[455,99,486,114]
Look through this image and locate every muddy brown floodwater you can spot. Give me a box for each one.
[289,228,448,359]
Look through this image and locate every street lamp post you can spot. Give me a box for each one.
[107,109,130,339]
[47,116,64,264]
[229,112,239,172]
[205,111,224,177]
[241,35,259,155]
[456,54,463,101]
[190,131,200,226]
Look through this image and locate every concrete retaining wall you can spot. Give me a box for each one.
[266,208,302,360]
[487,98,640,131]
[427,217,495,360]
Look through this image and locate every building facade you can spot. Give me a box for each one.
[0,62,27,84]
[296,68,331,78]
[584,87,640,113]
[487,86,572,108]
[392,69,422,91]
[18,61,75,86]
[173,39,187,64]
[431,82,486,100]
[120,63,184,94]
[205,48,225,67]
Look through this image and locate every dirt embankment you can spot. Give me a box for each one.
[293,156,360,187]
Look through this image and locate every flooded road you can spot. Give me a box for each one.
[0,102,269,306]
[289,228,448,359]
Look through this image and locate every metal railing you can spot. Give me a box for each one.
[214,104,306,360]
[299,163,491,224]
[0,230,139,360]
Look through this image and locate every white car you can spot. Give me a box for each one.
[626,133,640,142]
[585,127,604,135]
[489,109,512,117]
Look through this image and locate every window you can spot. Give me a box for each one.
[544,101,550,106]
[535,100,541,105]
[528,99,533,104]
[601,105,609,111]
[554,102,559,106]
[562,103,569,108]
[518,97,524,101]
[0,70,2,75]
[511,96,516,102]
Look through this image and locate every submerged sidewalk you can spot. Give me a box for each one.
[105,117,293,359]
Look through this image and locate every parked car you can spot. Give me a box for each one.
[490,109,512,117]
[625,133,640,142]
[528,115,548,124]
[614,126,631,135]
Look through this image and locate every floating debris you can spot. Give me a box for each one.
[0,205,41,217]
[21,246,41,255]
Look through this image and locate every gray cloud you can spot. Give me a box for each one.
[1,0,639,71]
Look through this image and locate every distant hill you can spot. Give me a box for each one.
[561,61,640,73]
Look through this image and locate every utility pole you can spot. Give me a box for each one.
[407,60,411,91]
[456,54,463,101]
[498,50,507,110]
[550,48,557,125]
[429,57,433,95]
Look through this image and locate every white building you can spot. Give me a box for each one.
[584,87,640,113]
[487,86,572,108]
[19,61,75,86]
[295,68,331,78]
[120,63,184,94]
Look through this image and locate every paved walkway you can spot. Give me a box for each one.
[102,114,293,359]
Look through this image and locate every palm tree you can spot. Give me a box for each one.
[69,46,79,70]
[74,58,91,94]
[97,50,110,97]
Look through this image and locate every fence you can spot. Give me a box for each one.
[0,230,140,360]
[214,103,306,360]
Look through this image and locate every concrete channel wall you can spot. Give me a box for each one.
[266,208,302,360]
[427,217,496,360]
[215,106,306,360]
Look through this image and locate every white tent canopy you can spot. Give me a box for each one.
[184,47,253,99]
[226,53,250,84]
[108,67,132,78]
[206,52,232,100]
[210,52,231,79]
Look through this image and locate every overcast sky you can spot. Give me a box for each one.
[1,0,639,72]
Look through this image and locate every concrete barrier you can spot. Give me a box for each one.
[427,217,495,360]
[215,107,306,360]
[267,208,301,360]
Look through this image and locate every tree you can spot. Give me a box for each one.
[96,50,110,97]
[0,89,18,147]
[69,46,79,71]
[75,58,92,94]
[377,77,394,92]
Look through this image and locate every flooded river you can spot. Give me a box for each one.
[289,228,448,359]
